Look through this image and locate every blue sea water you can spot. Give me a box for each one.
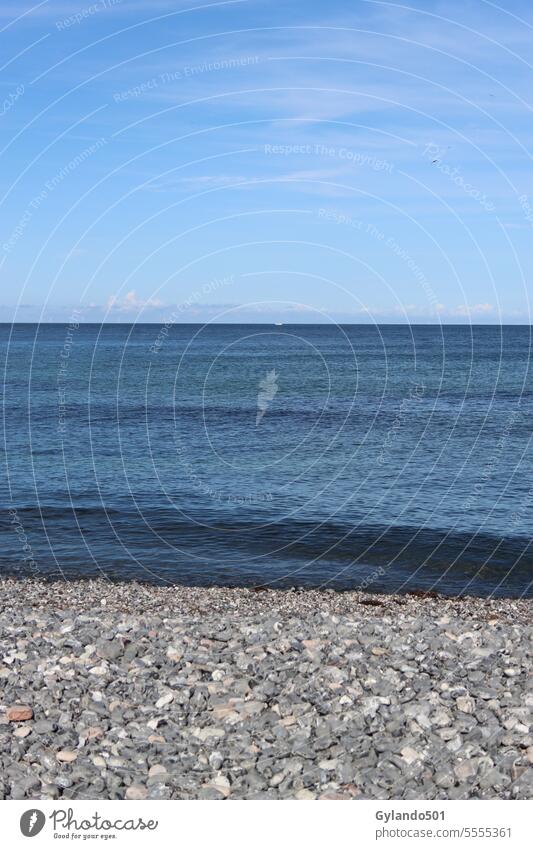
[1,323,532,597]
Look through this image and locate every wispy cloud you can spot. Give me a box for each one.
[441,302,495,317]
[2,0,531,322]
[3,299,528,324]
[107,290,163,311]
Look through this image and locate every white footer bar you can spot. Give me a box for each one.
[2,799,530,848]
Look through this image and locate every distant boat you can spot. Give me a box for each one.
[275,322,283,326]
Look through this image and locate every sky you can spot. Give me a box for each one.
[1,0,533,323]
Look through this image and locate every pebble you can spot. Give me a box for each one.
[13,727,32,739]
[456,696,476,714]
[0,577,530,801]
[125,784,148,800]
[209,752,224,770]
[295,789,316,800]
[454,760,477,781]
[401,747,421,765]
[148,764,167,777]
[155,693,174,709]
[56,751,77,763]
[96,639,123,661]
[6,706,33,722]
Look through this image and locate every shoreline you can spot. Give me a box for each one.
[0,577,531,800]
[0,576,531,621]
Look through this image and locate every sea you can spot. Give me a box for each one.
[1,323,532,597]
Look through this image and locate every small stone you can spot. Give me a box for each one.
[155,692,174,709]
[41,783,60,799]
[438,727,458,741]
[13,726,32,738]
[6,706,33,722]
[166,647,183,661]
[193,727,225,742]
[96,638,123,661]
[454,760,476,781]
[85,726,104,740]
[432,709,452,727]
[148,764,167,777]
[126,784,148,800]
[401,747,421,765]
[456,696,475,714]
[318,759,338,770]
[33,719,55,734]
[319,791,350,800]
[240,700,266,717]
[295,789,316,800]
[435,770,454,789]
[56,750,77,763]
[148,734,165,744]
[199,786,226,800]
[209,775,231,798]
[209,752,224,770]
[480,769,509,790]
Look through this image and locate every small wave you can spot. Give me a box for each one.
[1,505,531,596]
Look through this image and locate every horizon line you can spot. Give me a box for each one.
[1,321,532,328]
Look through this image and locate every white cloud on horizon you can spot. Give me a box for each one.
[2,298,517,324]
[107,289,163,311]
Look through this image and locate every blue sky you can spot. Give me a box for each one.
[1,0,533,323]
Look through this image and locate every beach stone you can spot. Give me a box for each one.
[199,786,226,800]
[318,759,338,770]
[454,760,477,781]
[0,577,530,801]
[209,752,224,770]
[208,775,231,798]
[96,638,123,661]
[56,750,77,763]
[148,783,172,799]
[295,789,316,799]
[435,770,454,789]
[148,764,167,777]
[6,706,33,722]
[456,696,475,714]
[41,783,60,798]
[33,719,56,734]
[85,726,104,740]
[125,784,148,800]
[155,692,174,709]
[401,747,421,765]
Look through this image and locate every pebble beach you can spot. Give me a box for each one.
[0,578,531,801]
